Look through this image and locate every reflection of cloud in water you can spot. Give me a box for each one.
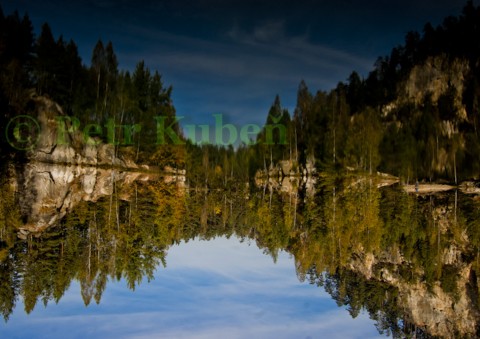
[2,237,382,339]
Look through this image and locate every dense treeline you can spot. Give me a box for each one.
[0,6,180,165]
[2,2,480,181]
[184,2,480,185]
[244,1,480,183]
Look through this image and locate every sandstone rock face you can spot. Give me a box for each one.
[382,55,470,176]
[400,55,469,121]
[28,95,137,168]
[383,55,469,121]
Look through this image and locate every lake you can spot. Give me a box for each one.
[0,163,479,338]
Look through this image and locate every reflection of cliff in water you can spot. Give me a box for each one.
[1,167,480,337]
[15,163,186,236]
[292,182,480,338]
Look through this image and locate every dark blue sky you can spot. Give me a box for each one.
[1,0,470,128]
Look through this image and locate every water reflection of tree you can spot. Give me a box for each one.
[1,173,480,336]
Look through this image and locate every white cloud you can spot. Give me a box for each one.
[253,21,285,42]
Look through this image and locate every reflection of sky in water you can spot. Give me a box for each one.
[2,237,386,338]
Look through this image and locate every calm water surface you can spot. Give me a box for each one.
[0,163,479,338]
[2,237,383,339]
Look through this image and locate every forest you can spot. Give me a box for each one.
[1,2,480,182]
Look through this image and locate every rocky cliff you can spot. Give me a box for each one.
[27,95,140,168]
[381,55,473,179]
[382,55,470,124]
[399,55,470,121]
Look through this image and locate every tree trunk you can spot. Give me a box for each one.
[454,151,457,185]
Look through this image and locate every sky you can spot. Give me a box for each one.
[1,0,470,129]
[0,236,386,338]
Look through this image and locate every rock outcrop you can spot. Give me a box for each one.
[400,55,469,120]
[28,95,139,168]
[382,55,470,121]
